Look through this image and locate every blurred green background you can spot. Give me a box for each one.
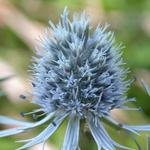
[0,0,150,149]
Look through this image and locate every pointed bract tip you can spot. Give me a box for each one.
[33,114,38,119]
[51,121,56,126]
[139,107,143,112]
[133,75,137,82]
[20,112,25,117]
[19,94,26,99]
[118,123,123,127]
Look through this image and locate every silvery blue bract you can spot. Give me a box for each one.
[142,80,150,96]
[1,6,150,150]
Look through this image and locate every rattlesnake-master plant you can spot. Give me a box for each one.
[0,7,150,150]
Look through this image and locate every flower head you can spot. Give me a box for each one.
[1,6,150,150]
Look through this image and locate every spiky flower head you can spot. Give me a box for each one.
[30,7,131,120]
[1,6,150,150]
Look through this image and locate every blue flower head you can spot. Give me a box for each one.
[1,6,150,150]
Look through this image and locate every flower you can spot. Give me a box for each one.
[1,6,150,150]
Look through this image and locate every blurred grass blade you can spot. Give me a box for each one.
[126,130,143,150]
[0,75,14,82]
[142,79,150,96]
[147,134,150,150]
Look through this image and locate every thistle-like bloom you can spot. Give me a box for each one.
[1,7,150,150]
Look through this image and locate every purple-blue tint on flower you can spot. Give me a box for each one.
[1,6,150,150]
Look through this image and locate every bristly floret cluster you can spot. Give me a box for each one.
[30,7,131,120]
[1,7,150,150]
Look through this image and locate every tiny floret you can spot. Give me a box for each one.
[1,6,150,150]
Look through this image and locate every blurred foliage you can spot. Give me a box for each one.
[103,0,150,11]
[0,0,150,150]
